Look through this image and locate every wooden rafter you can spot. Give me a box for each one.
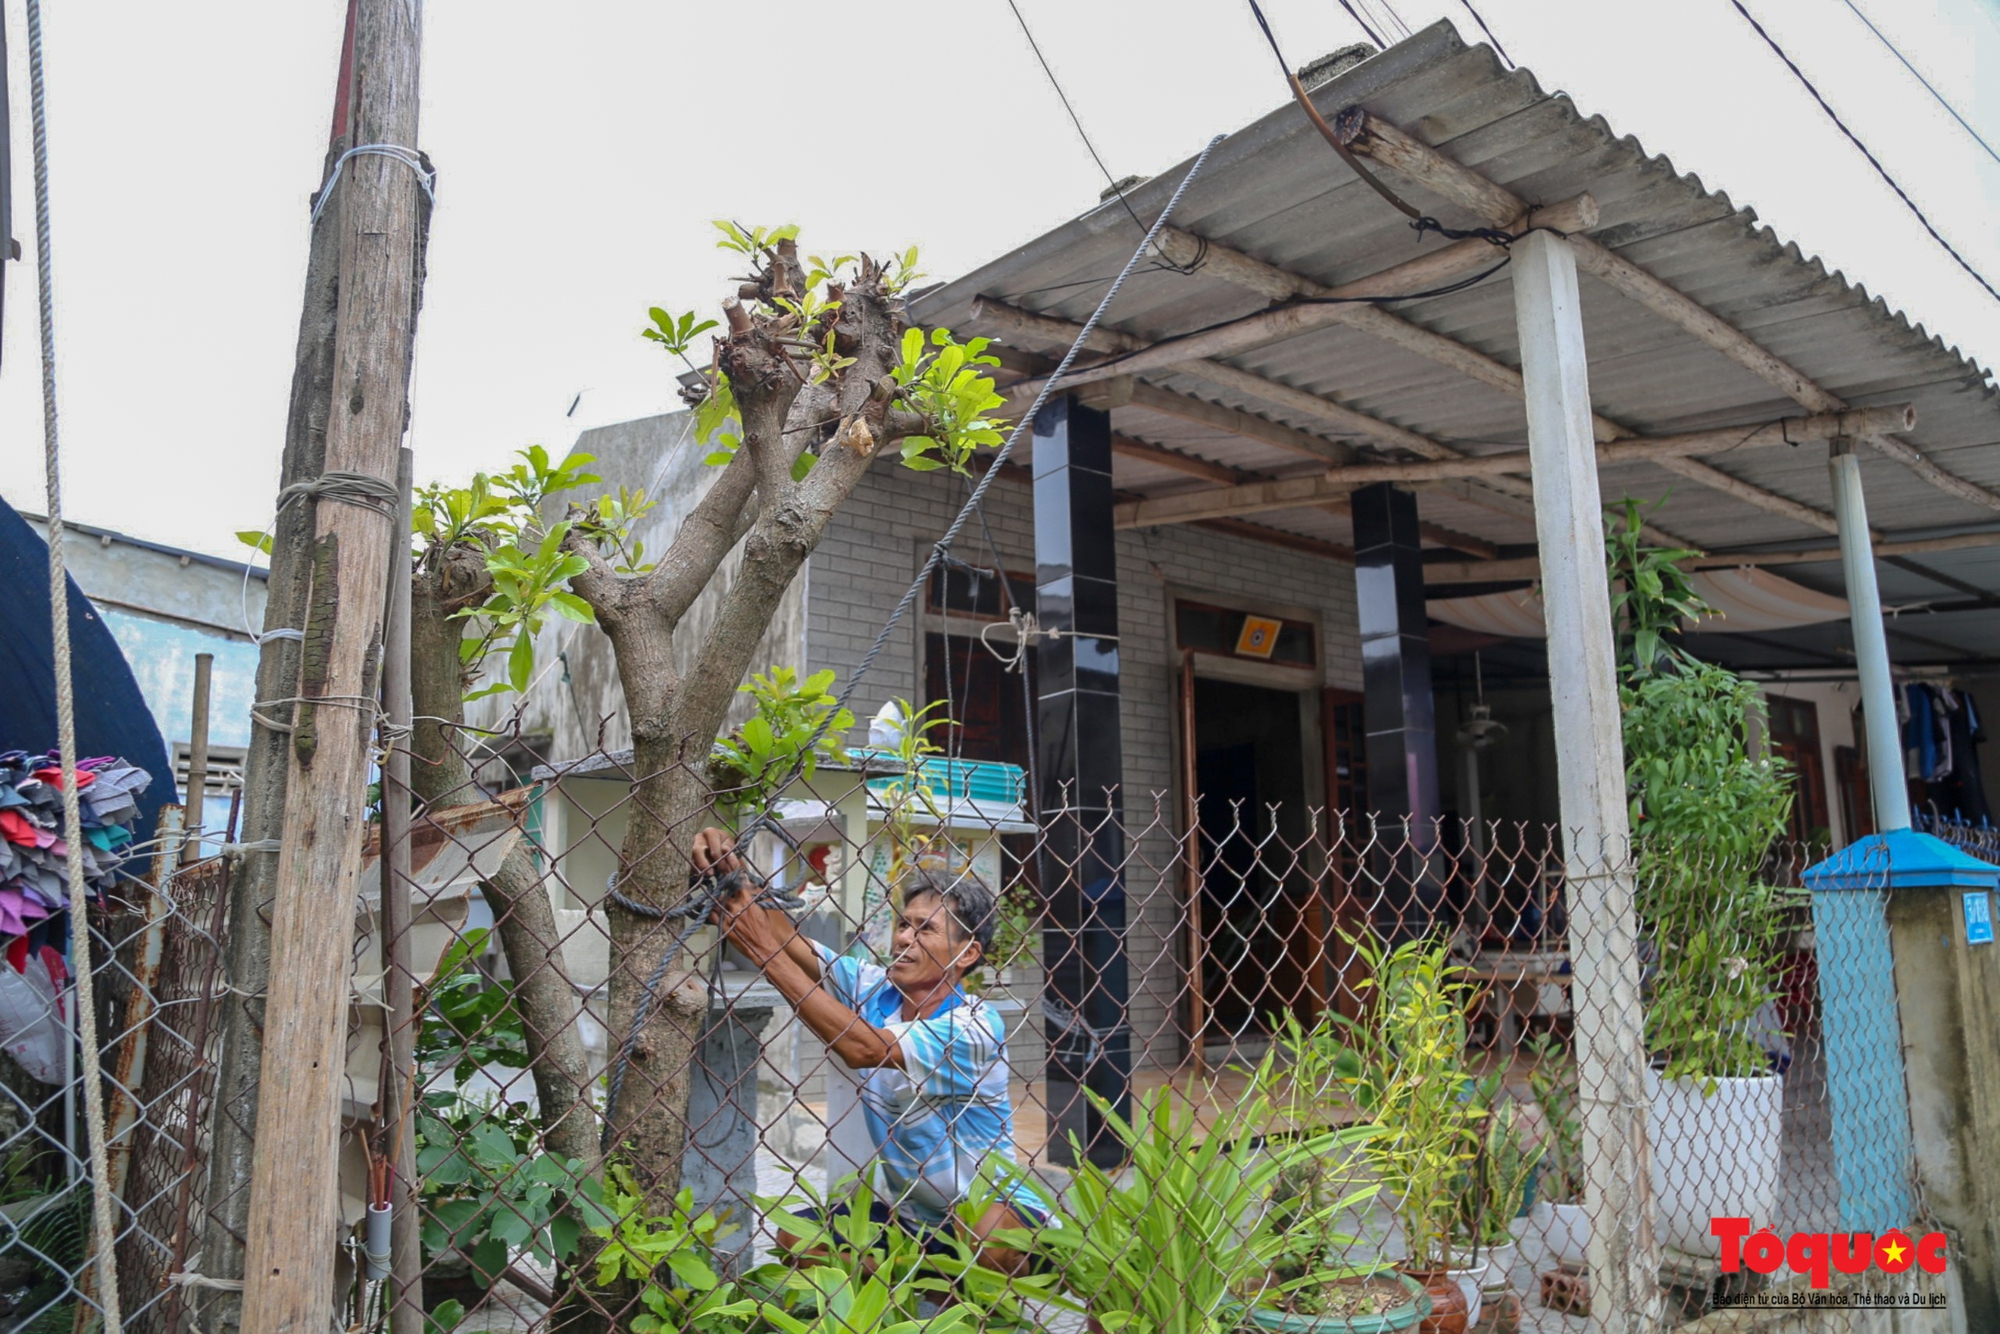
[971,298,1548,530]
[1335,107,2000,517]
[1422,528,2000,586]
[1150,218,1875,535]
[1111,406,1911,528]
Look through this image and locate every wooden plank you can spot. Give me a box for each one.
[240,1,425,1328]
[1118,474,1358,528]
[1193,517,1354,561]
[1511,229,1662,1334]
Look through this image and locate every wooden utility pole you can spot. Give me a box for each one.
[239,0,425,1327]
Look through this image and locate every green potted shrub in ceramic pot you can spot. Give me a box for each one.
[1521,1032,1588,1269]
[1610,502,1797,1258]
[1323,933,1485,1334]
[1009,1066,1384,1334]
[1451,1097,1543,1324]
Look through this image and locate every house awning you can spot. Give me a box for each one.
[909,20,2000,674]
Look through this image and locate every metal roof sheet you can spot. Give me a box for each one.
[911,20,2000,663]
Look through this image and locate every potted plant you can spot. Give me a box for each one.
[1451,1097,1542,1321]
[1255,1022,1431,1333]
[1322,933,1484,1334]
[1008,1070,1383,1334]
[1521,1032,1588,1269]
[1609,500,1796,1258]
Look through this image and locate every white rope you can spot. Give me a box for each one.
[26,0,122,1325]
[310,143,434,227]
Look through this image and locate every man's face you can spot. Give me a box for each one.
[889,891,978,991]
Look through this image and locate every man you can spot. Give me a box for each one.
[693,829,1040,1272]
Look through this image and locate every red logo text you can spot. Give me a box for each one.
[1711,1218,1948,1289]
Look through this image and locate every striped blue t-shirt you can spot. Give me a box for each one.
[812,941,1035,1226]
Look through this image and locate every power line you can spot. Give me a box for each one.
[1456,0,1515,68]
[1727,0,2000,305]
[1837,0,2000,169]
[1335,0,1386,47]
[1364,0,1414,41]
[1001,0,1150,237]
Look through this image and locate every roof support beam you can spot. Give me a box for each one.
[970,297,1540,527]
[1336,107,2000,517]
[1159,221,1894,535]
[1111,407,1913,528]
[1422,527,2000,585]
[990,194,1598,395]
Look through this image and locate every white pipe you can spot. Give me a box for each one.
[1829,443,1912,832]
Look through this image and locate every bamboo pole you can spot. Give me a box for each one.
[180,652,213,865]
[381,448,422,1332]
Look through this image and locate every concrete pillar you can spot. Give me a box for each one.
[1828,440,1912,832]
[1819,444,2000,1321]
[682,984,779,1277]
[1031,394,1132,1169]
[1511,229,1662,1333]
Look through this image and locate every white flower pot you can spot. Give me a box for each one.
[1476,1240,1519,1295]
[1524,1201,1590,1269]
[1443,1252,1488,1327]
[1646,1067,1782,1257]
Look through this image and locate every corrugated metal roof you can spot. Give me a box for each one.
[910,20,2000,663]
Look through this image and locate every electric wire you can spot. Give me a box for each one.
[1456,0,1515,68]
[1002,0,1150,239]
[1835,0,1999,170]
[1728,0,2000,305]
[1334,0,1385,47]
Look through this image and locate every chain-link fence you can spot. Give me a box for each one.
[0,724,1963,1333]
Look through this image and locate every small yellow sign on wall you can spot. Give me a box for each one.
[1235,615,1283,659]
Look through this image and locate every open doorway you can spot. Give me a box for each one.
[1189,676,1324,1040]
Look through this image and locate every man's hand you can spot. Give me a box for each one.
[693,826,741,876]
[713,878,787,968]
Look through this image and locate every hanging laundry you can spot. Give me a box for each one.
[0,750,151,937]
[1932,691,1994,825]
[1904,683,1937,781]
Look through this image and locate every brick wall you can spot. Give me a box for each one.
[805,459,1365,1067]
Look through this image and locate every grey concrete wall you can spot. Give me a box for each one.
[468,411,806,758]
[803,457,1364,1066]
[23,515,268,636]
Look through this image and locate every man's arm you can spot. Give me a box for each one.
[694,826,820,979]
[714,880,903,1071]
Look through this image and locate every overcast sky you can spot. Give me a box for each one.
[2,0,1996,563]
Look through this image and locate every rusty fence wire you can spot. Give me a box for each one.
[0,724,1964,1333]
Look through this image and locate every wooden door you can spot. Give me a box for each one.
[1767,696,1831,845]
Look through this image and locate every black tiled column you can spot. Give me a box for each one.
[1032,395,1131,1169]
[1351,483,1443,935]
